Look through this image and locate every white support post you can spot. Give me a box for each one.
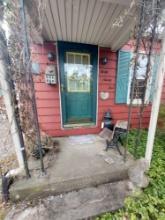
[0,3,25,170]
[0,60,24,169]
[145,37,165,166]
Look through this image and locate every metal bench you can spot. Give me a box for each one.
[100,120,128,155]
[105,120,128,154]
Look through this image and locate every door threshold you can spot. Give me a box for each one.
[63,122,96,129]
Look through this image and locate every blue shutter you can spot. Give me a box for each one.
[149,55,160,102]
[116,50,131,103]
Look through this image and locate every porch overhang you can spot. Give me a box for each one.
[25,0,140,51]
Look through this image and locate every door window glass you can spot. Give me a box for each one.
[65,52,91,92]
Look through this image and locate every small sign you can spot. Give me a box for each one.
[45,65,57,84]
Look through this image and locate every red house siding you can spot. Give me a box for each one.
[32,42,152,137]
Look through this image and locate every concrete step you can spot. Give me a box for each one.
[6,180,132,220]
[9,166,130,202]
[9,137,134,202]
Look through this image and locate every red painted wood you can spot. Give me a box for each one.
[31,43,56,54]
[122,40,161,53]
[36,100,60,108]
[44,129,99,137]
[31,42,164,137]
[37,107,60,116]
[35,91,60,100]
[38,115,61,123]
[40,122,61,130]
[32,54,57,65]
[35,83,59,92]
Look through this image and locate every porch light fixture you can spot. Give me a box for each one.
[100,48,109,65]
[47,52,56,61]
[100,57,108,65]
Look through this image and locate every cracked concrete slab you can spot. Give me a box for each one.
[10,135,134,202]
[6,180,132,220]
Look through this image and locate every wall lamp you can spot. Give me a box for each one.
[47,52,56,61]
[100,57,108,65]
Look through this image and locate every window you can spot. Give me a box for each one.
[65,52,91,92]
[127,53,153,105]
[116,50,158,105]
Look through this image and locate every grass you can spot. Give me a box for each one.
[97,128,165,220]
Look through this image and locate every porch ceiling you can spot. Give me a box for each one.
[26,0,138,50]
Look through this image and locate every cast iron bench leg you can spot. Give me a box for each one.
[116,142,122,155]
[105,135,122,155]
[105,139,110,151]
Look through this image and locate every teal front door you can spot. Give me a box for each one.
[58,42,98,125]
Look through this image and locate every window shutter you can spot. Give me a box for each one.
[116,50,131,103]
[149,55,160,102]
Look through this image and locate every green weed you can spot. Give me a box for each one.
[97,129,165,220]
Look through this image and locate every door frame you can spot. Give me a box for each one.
[57,41,98,127]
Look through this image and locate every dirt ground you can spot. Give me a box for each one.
[0,114,18,174]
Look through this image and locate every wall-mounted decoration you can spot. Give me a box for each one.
[47,52,56,61]
[31,62,40,75]
[100,92,110,100]
[45,65,57,85]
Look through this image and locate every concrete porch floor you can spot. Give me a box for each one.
[10,135,134,201]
